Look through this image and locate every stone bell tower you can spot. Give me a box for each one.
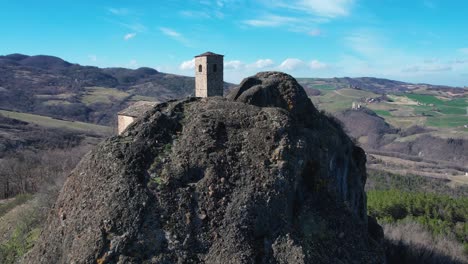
[194,52,224,97]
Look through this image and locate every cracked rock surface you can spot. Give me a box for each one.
[24,72,385,263]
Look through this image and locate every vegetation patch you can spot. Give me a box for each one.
[426,116,467,128]
[130,95,157,102]
[405,94,445,105]
[81,87,130,106]
[0,194,33,218]
[373,109,391,117]
[0,202,41,264]
[367,170,468,261]
[0,110,112,134]
[368,189,468,255]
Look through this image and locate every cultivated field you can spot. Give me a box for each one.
[0,110,112,134]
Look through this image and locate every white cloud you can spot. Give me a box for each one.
[243,15,299,27]
[424,65,452,72]
[179,59,195,70]
[251,59,275,69]
[308,29,322,36]
[458,48,468,55]
[402,64,452,73]
[88,55,97,62]
[124,33,136,40]
[180,10,211,19]
[402,66,420,73]
[279,58,306,70]
[309,60,327,69]
[242,14,325,35]
[296,0,354,17]
[453,59,468,64]
[224,60,244,70]
[271,0,354,18]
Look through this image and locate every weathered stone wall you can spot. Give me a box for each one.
[195,55,223,97]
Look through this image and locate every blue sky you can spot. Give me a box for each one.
[1,0,467,86]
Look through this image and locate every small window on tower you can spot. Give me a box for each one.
[213,64,217,72]
[198,65,202,72]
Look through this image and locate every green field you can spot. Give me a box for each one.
[402,94,467,128]
[81,87,130,105]
[405,94,445,105]
[373,109,391,117]
[130,95,157,102]
[426,116,468,128]
[309,88,381,112]
[308,90,468,129]
[0,110,112,134]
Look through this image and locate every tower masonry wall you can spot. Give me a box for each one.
[195,55,223,97]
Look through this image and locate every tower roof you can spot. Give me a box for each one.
[195,51,224,58]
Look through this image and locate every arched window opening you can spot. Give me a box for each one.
[213,64,217,72]
[198,65,202,72]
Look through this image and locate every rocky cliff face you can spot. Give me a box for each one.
[24,72,384,263]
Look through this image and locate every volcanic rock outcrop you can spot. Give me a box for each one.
[24,72,385,263]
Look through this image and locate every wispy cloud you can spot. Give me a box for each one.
[124,33,136,40]
[105,7,147,33]
[453,59,468,64]
[271,0,354,18]
[402,66,421,73]
[88,55,97,62]
[242,1,345,34]
[242,14,324,36]
[243,15,299,27]
[180,10,211,19]
[424,65,452,72]
[160,27,191,46]
[108,8,130,16]
[160,27,181,38]
[308,29,322,36]
[106,20,147,33]
[403,64,452,73]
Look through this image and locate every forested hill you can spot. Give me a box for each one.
[0,54,197,125]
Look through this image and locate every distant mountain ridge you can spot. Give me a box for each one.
[0,54,197,125]
[298,77,466,95]
[0,53,465,126]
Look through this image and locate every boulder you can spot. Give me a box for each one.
[24,72,384,263]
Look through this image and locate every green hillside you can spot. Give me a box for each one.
[300,79,467,130]
[0,110,112,134]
